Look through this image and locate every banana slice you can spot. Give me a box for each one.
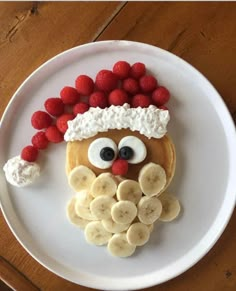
[117,180,142,204]
[90,195,116,220]
[84,221,112,246]
[75,190,94,207]
[66,197,90,229]
[138,163,166,196]
[126,222,150,246]
[75,199,97,221]
[138,196,162,224]
[102,217,130,233]
[90,173,117,198]
[158,192,181,222]
[107,233,136,257]
[111,201,137,224]
[68,166,96,192]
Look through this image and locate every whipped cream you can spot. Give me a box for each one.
[3,156,40,187]
[64,104,170,141]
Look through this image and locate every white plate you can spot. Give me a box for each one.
[1,41,236,290]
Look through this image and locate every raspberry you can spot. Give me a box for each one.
[95,70,118,92]
[112,159,128,176]
[56,113,74,134]
[130,62,146,79]
[75,75,94,96]
[112,61,131,80]
[21,145,38,162]
[152,86,170,106]
[31,131,49,149]
[159,105,168,110]
[45,125,64,143]
[89,91,108,108]
[139,75,158,93]
[31,111,53,130]
[44,98,64,117]
[108,89,129,106]
[132,94,152,108]
[122,78,140,95]
[60,86,80,105]
[73,102,90,115]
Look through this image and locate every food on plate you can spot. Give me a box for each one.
[3,60,181,257]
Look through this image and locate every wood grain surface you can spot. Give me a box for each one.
[0,2,236,291]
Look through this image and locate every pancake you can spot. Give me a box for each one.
[66,129,176,190]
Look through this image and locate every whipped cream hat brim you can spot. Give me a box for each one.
[64,103,170,142]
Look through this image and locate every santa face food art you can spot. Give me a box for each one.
[3,61,181,257]
[65,106,179,257]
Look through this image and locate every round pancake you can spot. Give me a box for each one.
[66,129,176,189]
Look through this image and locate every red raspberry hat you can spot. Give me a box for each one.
[3,60,171,188]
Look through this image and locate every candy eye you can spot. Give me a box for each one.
[88,138,118,169]
[118,136,147,164]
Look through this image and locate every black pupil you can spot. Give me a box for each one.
[119,146,134,160]
[100,147,115,161]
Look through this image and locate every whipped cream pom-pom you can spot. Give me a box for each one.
[3,156,40,187]
[64,104,170,142]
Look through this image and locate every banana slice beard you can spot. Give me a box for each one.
[107,233,136,257]
[66,197,90,229]
[68,165,96,192]
[116,180,142,204]
[138,163,166,196]
[158,192,181,222]
[138,196,162,224]
[84,221,112,246]
[65,129,178,257]
[90,195,116,220]
[111,201,137,224]
[90,173,117,198]
[126,222,150,246]
[102,218,130,233]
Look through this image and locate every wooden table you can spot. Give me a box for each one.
[0,2,236,290]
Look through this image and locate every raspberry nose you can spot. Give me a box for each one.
[112,159,128,176]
